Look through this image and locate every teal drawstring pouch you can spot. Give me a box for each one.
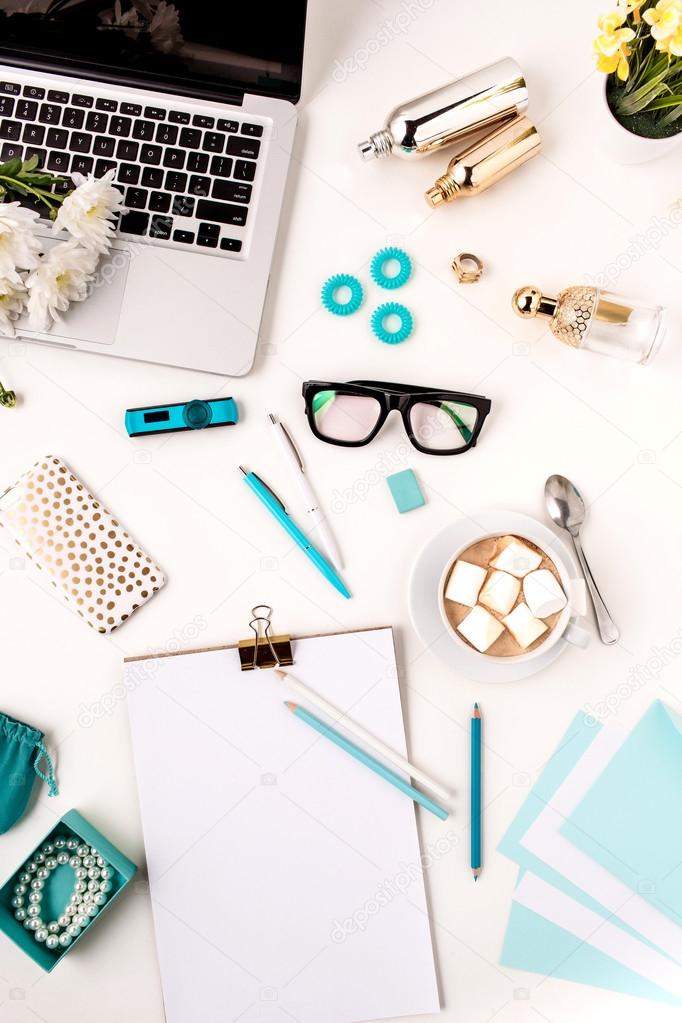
[0,712,58,834]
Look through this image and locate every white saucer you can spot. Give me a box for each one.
[408,511,585,683]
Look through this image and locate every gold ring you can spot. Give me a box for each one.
[452,252,484,284]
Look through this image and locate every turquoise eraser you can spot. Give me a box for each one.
[386,469,425,513]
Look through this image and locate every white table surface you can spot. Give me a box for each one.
[2,1,682,1021]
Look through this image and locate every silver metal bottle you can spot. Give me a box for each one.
[358,57,528,161]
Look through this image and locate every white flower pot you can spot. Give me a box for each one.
[600,79,682,164]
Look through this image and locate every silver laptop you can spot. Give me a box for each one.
[0,1,307,375]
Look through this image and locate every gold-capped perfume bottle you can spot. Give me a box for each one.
[424,116,541,208]
[512,284,666,364]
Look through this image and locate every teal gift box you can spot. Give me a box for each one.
[0,809,136,971]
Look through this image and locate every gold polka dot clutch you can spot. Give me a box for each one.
[0,455,166,633]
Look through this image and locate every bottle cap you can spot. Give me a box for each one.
[512,286,558,319]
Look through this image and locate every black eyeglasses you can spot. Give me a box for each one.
[302,380,492,455]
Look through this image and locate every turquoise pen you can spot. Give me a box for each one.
[285,701,449,821]
[239,466,351,599]
[471,702,482,880]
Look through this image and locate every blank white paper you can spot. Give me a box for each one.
[125,628,440,1023]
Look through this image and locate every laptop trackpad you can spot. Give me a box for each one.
[15,239,130,347]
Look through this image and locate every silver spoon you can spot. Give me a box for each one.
[544,474,620,646]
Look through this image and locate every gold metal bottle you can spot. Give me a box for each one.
[424,115,541,208]
[512,284,666,364]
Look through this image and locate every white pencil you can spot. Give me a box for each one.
[274,669,451,802]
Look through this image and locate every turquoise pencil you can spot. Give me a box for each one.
[471,702,482,880]
[285,702,449,821]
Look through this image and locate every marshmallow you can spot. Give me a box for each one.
[479,570,520,616]
[445,560,487,607]
[457,605,505,653]
[491,539,542,578]
[503,603,548,649]
[524,569,567,619]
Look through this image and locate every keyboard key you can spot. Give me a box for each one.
[196,199,248,227]
[93,136,115,157]
[187,151,209,173]
[16,100,38,120]
[86,111,108,133]
[39,103,61,125]
[69,132,92,153]
[202,131,224,153]
[0,97,14,116]
[150,215,173,239]
[0,121,21,141]
[162,148,185,171]
[96,98,117,112]
[72,94,94,108]
[24,147,46,166]
[140,144,161,165]
[145,106,165,120]
[156,123,178,145]
[212,180,252,204]
[149,191,171,213]
[1,142,22,160]
[172,195,194,217]
[209,155,233,178]
[71,155,93,174]
[110,116,132,137]
[173,229,195,244]
[121,102,142,117]
[95,158,116,177]
[179,127,201,148]
[141,166,164,188]
[132,120,155,141]
[217,118,238,133]
[242,122,264,137]
[120,210,149,235]
[188,174,210,196]
[116,139,139,161]
[226,136,260,160]
[23,85,45,100]
[164,171,187,192]
[63,108,84,129]
[47,89,69,103]
[197,223,219,247]
[192,114,214,129]
[0,83,20,96]
[46,127,68,148]
[22,124,45,145]
[125,186,147,209]
[118,163,140,184]
[169,110,190,124]
[234,159,256,182]
[47,151,69,172]
[220,237,243,252]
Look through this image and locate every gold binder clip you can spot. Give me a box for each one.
[238,604,293,671]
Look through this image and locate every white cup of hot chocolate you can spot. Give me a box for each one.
[438,531,589,662]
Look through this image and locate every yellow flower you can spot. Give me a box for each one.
[626,0,647,22]
[655,22,682,52]
[594,9,636,79]
[643,0,682,39]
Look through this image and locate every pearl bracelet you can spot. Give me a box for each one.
[11,835,113,951]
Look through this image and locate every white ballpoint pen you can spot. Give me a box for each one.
[268,413,343,570]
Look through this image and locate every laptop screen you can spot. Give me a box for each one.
[0,1,307,103]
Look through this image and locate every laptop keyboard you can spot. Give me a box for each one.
[0,79,265,256]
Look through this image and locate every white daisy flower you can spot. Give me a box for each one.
[52,170,123,255]
[25,241,97,332]
[0,274,27,337]
[0,202,42,278]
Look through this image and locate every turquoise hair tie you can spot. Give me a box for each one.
[321,273,364,316]
[370,247,412,290]
[371,302,414,344]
